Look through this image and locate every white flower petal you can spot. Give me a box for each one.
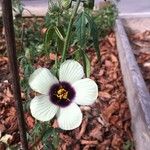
[59,60,84,84]
[29,68,58,94]
[57,103,82,130]
[30,95,59,121]
[73,78,98,105]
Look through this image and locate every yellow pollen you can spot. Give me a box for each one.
[56,88,69,101]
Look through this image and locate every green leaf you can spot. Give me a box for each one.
[55,26,65,52]
[123,140,134,150]
[93,4,117,38]
[54,27,65,41]
[85,12,100,59]
[74,49,81,61]
[44,27,55,46]
[50,129,59,149]
[81,50,91,77]
[75,12,87,47]
[42,128,59,150]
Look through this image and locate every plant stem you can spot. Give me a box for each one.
[61,0,81,63]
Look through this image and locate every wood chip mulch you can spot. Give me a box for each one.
[0,31,134,149]
[57,33,134,150]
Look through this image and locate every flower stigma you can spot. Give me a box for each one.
[55,86,70,101]
[50,82,75,107]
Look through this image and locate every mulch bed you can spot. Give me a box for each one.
[130,31,150,92]
[57,33,133,150]
[0,21,134,149]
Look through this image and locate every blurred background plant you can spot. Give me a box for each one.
[93,1,118,38]
[44,0,117,77]
[12,0,24,17]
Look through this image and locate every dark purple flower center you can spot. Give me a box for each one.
[49,82,75,107]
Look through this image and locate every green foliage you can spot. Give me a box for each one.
[14,17,45,55]
[42,128,59,150]
[44,4,67,54]
[14,17,46,95]
[74,11,100,76]
[93,2,118,38]
[84,12,100,59]
[12,0,23,17]
[45,1,101,76]
[83,0,94,9]
[45,1,117,75]
[75,12,87,47]
[18,55,34,96]
[80,50,91,77]
[61,0,72,9]
[73,0,94,9]
[28,122,59,150]
[123,140,134,150]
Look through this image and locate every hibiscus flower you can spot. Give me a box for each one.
[29,60,98,130]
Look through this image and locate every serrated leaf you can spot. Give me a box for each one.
[85,12,100,59]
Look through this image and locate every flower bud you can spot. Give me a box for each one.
[61,0,72,9]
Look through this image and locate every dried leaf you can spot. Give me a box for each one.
[102,102,120,121]
[107,36,116,47]
[0,124,6,138]
[25,113,35,129]
[76,118,88,140]
[89,125,102,141]
[111,134,122,149]
[99,91,111,99]
[0,134,13,144]
[81,140,98,145]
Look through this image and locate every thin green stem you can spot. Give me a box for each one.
[61,0,81,63]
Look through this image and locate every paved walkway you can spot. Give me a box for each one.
[95,0,150,17]
[21,0,150,17]
[118,0,150,17]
